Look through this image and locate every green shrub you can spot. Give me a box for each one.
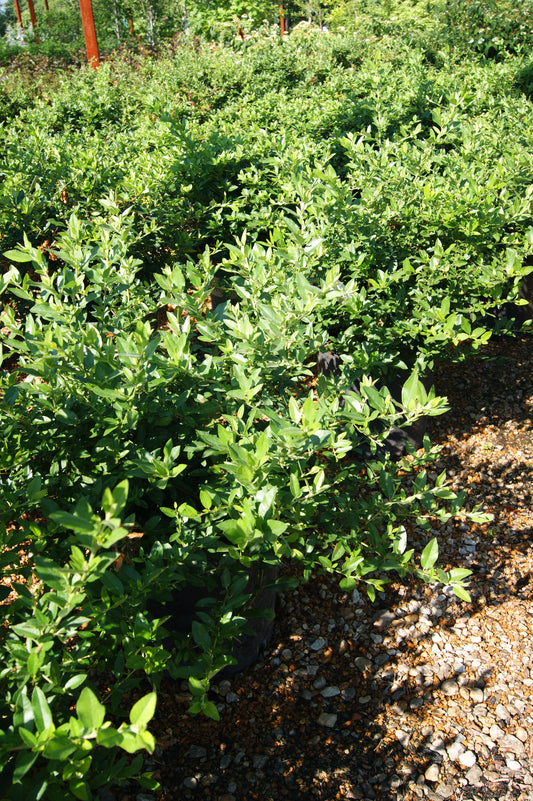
[0,199,490,797]
[441,0,533,57]
[3,29,533,799]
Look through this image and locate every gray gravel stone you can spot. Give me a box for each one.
[465,764,483,785]
[321,685,341,698]
[185,746,207,760]
[395,729,411,747]
[495,703,511,722]
[489,723,505,740]
[516,726,528,742]
[435,784,454,799]
[499,734,525,754]
[373,610,395,630]
[318,712,337,728]
[441,680,459,696]
[310,637,327,651]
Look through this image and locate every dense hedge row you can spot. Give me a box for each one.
[1,24,532,800]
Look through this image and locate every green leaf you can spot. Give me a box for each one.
[453,585,472,603]
[33,556,69,591]
[433,487,457,500]
[69,779,90,801]
[96,726,122,749]
[130,692,157,729]
[137,730,156,753]
[137,773,161,791]
[17,727,38,748]
[448,568,472,581]
[394,527,407,555]
[191,621,212,651]
[76,687,105,731]
[178,503,198,520]
[199,489,212,510]
[313,467,326,493]
[401,371,420,409]
[0,585,11,602]
[101,571,124,595]
[256,486,277,517]
[3,249,32,263]
[420,538,439,570]
[49,511,96,535]
[14,688,33,731]
[111,730,146,754]
[27,650,44,677]
[468,511,493,523]
[13,750,39,783]
[64,675,86,691]
[360,383,385,411]
[12,620,43,640]
[379,471,395,499]
[202,700,220,721]
[31,687,53,733]
[188,677,208,697]
[42,735,78,761]
[289,471,301,498]
[102,480,129,518]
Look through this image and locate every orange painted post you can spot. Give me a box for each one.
[280,5,285,36]
[78,0,100,68]
[27,0,39,42]
[13,0,24,40]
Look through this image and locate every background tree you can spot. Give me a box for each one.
[0,2,17,38]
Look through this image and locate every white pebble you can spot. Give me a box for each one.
[447,742,465,762]
[425,764,440,783]
[459,751,477,769]
[395,729,410,747]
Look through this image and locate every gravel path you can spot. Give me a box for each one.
[134,335,533,801]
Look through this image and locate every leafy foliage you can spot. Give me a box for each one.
[441,0,533,58]
[3,19,532,798]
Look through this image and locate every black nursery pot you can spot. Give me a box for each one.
[150,563,280,677]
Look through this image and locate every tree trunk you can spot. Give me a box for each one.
[112,0,122,44]
[144,0,157,46]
